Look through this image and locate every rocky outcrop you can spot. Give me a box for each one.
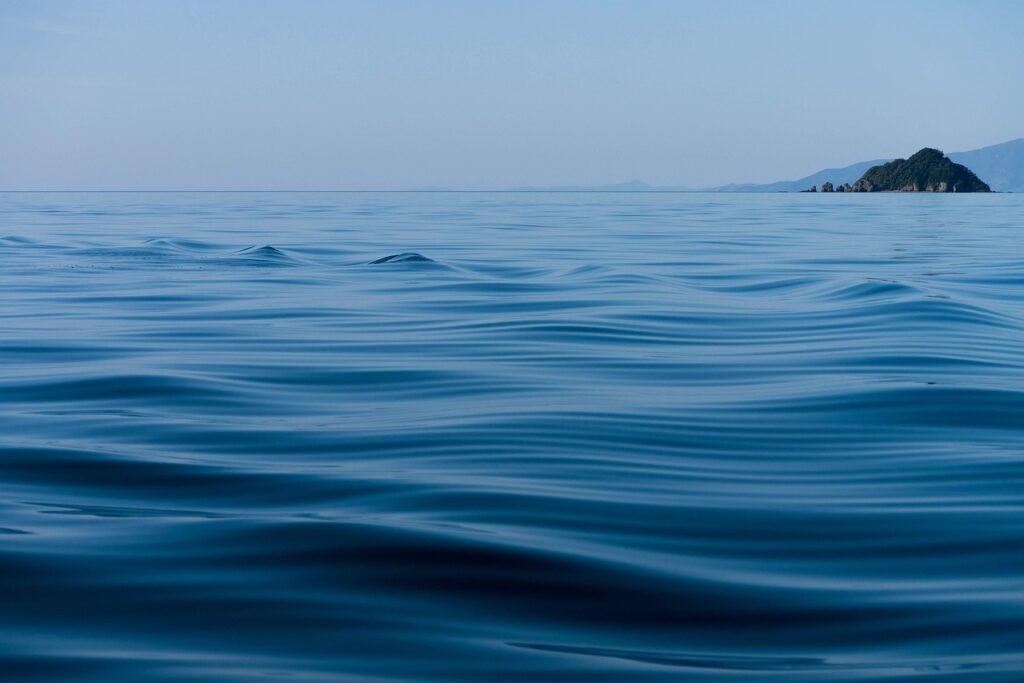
[821,182,834,192]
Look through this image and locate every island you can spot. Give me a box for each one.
[803,148,991,192]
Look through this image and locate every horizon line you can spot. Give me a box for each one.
[1,189,1014,194]
[0,189,733,194]
[3,138,1019,196]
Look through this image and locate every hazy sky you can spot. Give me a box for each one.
[2,0,1022,190]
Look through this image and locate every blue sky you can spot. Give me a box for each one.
[2,0,1022,189]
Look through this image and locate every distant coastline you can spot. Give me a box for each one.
[511,138,1023,194]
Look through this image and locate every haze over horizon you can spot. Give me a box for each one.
[2,0,1023,190]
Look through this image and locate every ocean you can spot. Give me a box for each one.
[2,191,1024,681]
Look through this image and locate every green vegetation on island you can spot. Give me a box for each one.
[804,148,990,192]
[853,148,990,192]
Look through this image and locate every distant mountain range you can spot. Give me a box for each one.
[512,138,1024,193]
[945,139,1024,193]
[709,158,889,193]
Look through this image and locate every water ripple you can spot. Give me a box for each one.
[1,191,1024,681]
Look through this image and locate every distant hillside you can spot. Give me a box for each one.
[850,148,990,192]
[948,139,1024,192]
[711,159,888,193]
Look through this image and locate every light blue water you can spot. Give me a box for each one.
[2,191,1024,682]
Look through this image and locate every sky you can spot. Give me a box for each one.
[2,0,1023,190]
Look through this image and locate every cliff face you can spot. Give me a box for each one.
[851,148,991,192]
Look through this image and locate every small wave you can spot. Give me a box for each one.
[370,252,434,264]
[0,235,37,245]
[511,642,828,671]
[822,278,926,302]
[141,238,216,252]
[0,373,241,408]
[510,643,987,674]
[233,244,291,259]
[226,244,304,267]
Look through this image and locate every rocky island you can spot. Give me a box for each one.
[804,148,991,192]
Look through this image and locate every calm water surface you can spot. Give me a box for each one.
[2,192,1024,681]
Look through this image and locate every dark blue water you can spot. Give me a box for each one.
[2,191,1024,681]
